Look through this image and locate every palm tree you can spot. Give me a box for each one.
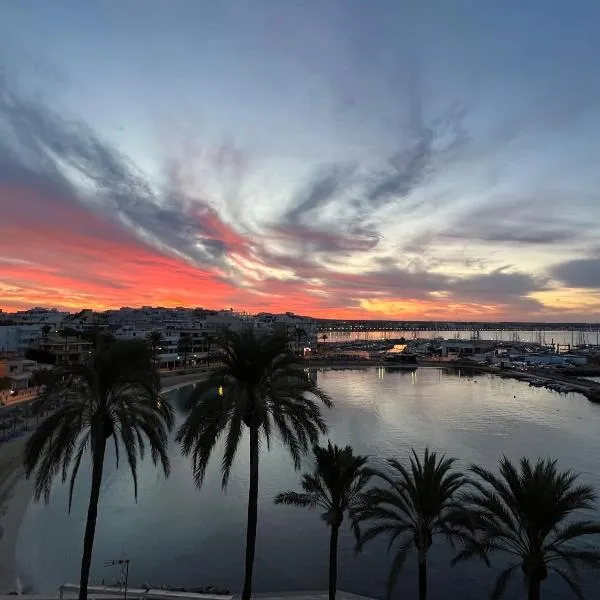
[454,457,600,600]
[147,330,163,362]
[41,324,52,337]
[177,333,193,367]
[355,448,468,600]
[177,328,332,600]
[275,442,373,600]
[23,340,174,600]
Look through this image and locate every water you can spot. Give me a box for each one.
[323,328,600,346]
[16,369,600,599]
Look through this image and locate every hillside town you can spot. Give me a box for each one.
[2,307,600,408]
[0,307,319,399]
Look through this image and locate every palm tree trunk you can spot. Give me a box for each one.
[78,438,107,600]
[418,552,427,600]
[242,424,259,600]
[527,578,541,600]
[328,525,339,600]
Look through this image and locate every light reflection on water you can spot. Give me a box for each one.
[16,368,600,599]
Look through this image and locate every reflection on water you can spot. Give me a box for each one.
[17,368,600,599]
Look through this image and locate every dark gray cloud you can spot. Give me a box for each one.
[365,102,469,210]
[551,258,600,289]
[283,164,355,223]
[0,72,247,268]
[437,196,595,247]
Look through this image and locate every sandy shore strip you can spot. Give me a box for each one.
[0,433,33,593]
[0,372,206,594]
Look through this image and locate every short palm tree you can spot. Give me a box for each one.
[454,457,600,600]
[355,448,468,600]
[177,328,332,600]
[24,340,174,600]
[275,442,373,600]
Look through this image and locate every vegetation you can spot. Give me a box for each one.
[177,333,193,367]
[80,326,115,349]
[147,330,163,360]
[454,457,600,600]
[24,347,57,365]
[0,376,11,391]
[275,442,373,600]
[355,448,468,600]
[58,326,80,349]
[23,340,174,600]
[177,329,332,600]
[41,324,52,337]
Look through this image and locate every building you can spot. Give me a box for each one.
[440,340,495,358]
[0,354,39,390]
[0,324,46,352]
[39,336,94,364]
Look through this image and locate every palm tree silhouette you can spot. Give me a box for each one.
[454,457,600,600]
[147,330,163,362]
[177,328,332,600]
[177,333,193,367]
[24,340,174,600]
[355,448,468,600]
[275,442,373,600]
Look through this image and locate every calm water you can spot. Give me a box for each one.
[17,368,600,599]
[324,329,600,346]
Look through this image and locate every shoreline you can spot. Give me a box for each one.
[0,434,33,594]
[0,372,206,594]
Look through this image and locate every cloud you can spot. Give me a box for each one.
[0,65,593,321]
[551,258,600,289]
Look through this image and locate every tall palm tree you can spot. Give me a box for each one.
[23,340,174,600]
[275,442,373,600]
[355,448,468,600]
[147,330,163,361]
[177,328,332,600]
[177,333,193,367]
[454,457,600,600]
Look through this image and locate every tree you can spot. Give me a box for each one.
[0,376,10,391]
[23,340,174,600]
[81,327,115,349]
[275,442,372,600]
[454,457,600,600]
[41,325,52,337]
[58,326,79,351]
[147,330,163,361]
[355,448,468,600]
[177,329,332,600]
[177,333,193,367]
[25,347,57,365]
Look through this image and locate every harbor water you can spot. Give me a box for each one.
[16,368,600,599]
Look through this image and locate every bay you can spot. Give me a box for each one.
[16,368,600,599]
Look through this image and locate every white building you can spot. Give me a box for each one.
[0,324,46,352]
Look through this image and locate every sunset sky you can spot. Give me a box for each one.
[1,1,600,321]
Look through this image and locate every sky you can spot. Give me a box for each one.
[1,1,600,321]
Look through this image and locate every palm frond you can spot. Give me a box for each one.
[178,330,332,489]
[24,340,173,511]
[490,562,520,600]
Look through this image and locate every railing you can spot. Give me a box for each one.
[59,584,231,600]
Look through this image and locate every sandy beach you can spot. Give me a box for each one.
[0,372,205,595]
[0,433,33,593]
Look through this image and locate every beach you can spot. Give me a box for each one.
[0,433,33,593]
[0,372,205,595]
